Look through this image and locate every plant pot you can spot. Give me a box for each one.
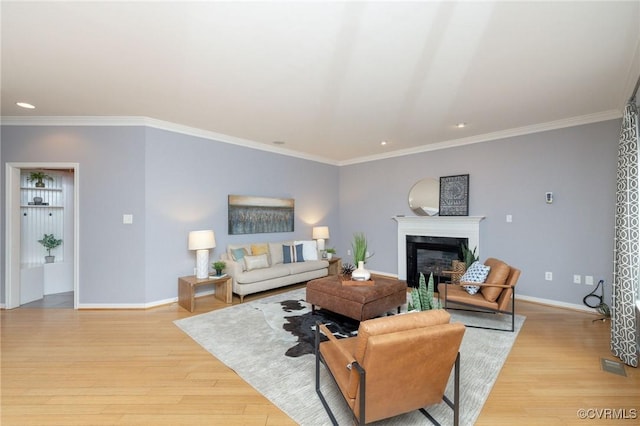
[215,269,223,276]
[326,253,333,260]
[351,261,371,281]
[45,255,55,263]
[35,181,45,188]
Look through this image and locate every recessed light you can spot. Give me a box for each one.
[381,140,388,146]
[273,140,285,145]
[16,102,36,109]
[456,122,466,128]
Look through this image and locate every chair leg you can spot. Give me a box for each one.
[443,290,516,332]
[314,323,339,426]
[419,352,460,426]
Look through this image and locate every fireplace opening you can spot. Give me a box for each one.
[406,235,468,287]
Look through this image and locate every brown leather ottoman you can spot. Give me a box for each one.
[306,275,408,321]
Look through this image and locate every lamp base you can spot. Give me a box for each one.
[195,249,210,279]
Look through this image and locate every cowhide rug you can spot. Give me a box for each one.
[254,296,363,357]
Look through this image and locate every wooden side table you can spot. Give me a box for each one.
[327,257,342,275]
[178,275,232,312]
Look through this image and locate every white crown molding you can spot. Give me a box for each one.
[0,115,338,166]
[338,109,623,166]
[1,109,622,167]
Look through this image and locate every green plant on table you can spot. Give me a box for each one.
[212,261,226,275]
[325,248,336,255]
[351,232,373,264]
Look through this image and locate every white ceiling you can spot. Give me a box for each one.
[2,1,639,165]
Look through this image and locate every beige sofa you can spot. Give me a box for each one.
[220,240,329,302]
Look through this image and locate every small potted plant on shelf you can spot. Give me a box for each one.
[212,260,226,276]
[27,171,54,188]
[325,247,336,260]
[38,233,62,263]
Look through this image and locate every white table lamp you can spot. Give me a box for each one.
[312,226,330,251]
[188,230,216,279]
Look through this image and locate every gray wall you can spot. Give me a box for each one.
[1,125,340,305]
[338,120,619,307]
[1,119,619,307]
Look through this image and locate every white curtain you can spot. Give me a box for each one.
[612,99,639,367]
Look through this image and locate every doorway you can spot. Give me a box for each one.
[5,162,79,309]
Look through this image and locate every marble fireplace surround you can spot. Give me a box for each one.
[393,216,485,280]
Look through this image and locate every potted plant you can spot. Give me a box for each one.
[38,234,62,263]
[408,272,441,311]
[351,233,374,281]
[27,171,54,188]
[325,247,336,260]
[212,260,226,276]
[461,243,479,268]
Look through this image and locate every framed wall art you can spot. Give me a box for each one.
[439,174,469,216]
[228,195,295,235]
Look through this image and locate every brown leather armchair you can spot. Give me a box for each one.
[438,257,521,332]
[315,310,465,425]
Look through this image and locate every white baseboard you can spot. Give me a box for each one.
[77,289,216,310]
[515,294,599,314]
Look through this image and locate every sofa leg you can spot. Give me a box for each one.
[239,294,245,303]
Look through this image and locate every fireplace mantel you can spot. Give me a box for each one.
[393,216,485,280]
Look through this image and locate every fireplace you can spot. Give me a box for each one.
[406,235,467,287]
[394,216,485,282]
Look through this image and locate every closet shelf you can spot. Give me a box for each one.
[20,187,63,192]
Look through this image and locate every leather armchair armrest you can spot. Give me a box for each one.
[459,281,510,288]
[318,323,356,369]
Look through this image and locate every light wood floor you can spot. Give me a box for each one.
[1,285,638,425]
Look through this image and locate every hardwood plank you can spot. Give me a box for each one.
[2,287,638,425]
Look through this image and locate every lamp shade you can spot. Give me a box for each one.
[312,226,330,240]
[188,230,216,250]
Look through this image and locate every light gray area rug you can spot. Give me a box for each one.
[174,288,525,425]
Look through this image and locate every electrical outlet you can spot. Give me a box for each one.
[347,249,352,256]
[545,272,552,281]
[506,214,513,223]
[365,251,370,257]
[573,274,581,284]
[585,275,594,285]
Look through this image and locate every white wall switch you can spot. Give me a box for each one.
[573,274,581,284]
[123,214,133,224]
[585,276,594,285]
[545,272,552,281]
[506,214,513,223]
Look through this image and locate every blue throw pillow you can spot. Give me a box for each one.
[460,261,490,294]
[231,248,248,262]
[283,244,304,264]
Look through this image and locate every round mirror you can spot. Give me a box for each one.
[408,178,439,216]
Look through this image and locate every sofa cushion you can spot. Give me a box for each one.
[295,240,318,261]
[235,264,291,284]
[269,242,284,265]
[251,244,271,265]
[481,258,511,302]
[286,259,328,275]
[244,254,269,271]
[231,247,249,261]
[283,244,305,263]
